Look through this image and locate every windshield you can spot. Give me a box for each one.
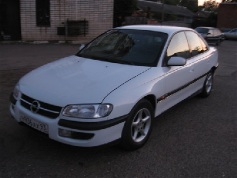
[195,28,209,34]
[77,29,168,67]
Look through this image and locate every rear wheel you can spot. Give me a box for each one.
[199,72,214,97]
[120,99,154,150]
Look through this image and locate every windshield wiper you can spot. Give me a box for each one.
[77,53,136,65]
[101,57,136,65]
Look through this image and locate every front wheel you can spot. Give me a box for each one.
[199,72,214,97]
[120,99,154,150]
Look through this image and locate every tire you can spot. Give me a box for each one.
[199,72,214,97]
[120,99,154,151]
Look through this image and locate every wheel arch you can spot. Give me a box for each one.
[143,94,156,111]
[211,65,218,74]
[212,65,218,71]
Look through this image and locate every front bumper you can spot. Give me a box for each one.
[10,95,127,147]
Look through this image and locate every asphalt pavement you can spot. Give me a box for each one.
[0,40,236,178]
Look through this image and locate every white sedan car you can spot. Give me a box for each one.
[10,25,218,150]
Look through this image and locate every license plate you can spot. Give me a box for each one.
[20,114,48,134]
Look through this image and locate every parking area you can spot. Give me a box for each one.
[0,40,236,178]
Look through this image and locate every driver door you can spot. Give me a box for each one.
[156,31,193,114]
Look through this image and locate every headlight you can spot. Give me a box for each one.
[13,84,20,99]
[62,104,113,118]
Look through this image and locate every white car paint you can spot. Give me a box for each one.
[18,55,150,106]
[10,25,219,147]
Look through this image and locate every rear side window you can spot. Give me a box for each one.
[185,31,207,56]
[199,37,208,52]
[166,32,190,60]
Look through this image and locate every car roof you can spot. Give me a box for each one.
[116,25,193,35]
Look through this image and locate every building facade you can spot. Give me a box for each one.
[137,0,194,27]
[217,2,237,30]
[0,0,114,42]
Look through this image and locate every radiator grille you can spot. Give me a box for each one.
[20,94,62,119]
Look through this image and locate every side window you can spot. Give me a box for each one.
[166,32,190,61]
[185,31,203,56]
[199,37,208,52]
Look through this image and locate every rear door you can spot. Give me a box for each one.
[185,31,211,90]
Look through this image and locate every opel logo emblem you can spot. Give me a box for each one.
[30,100,40,113]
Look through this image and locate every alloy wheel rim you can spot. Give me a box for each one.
[206,74,213,93]
[131,108,151,143]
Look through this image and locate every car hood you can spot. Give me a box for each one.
[19,55,150,106]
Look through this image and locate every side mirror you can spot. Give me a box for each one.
[167,56,186,66]
[79,44,85,51]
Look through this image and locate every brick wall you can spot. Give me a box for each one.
[20,0,114,42]
[217,3,237,29]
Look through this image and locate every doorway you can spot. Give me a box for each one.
[0,0,21,40]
